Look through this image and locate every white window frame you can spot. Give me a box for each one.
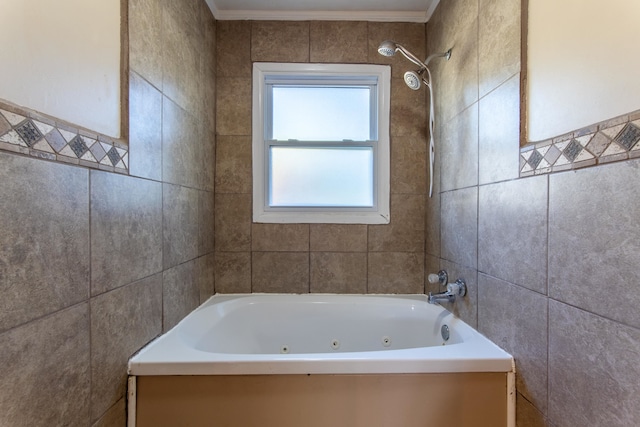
[252,62,391,224]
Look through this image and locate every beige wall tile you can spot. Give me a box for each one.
[163,260,200,332]
[91,171,162,296]
[163,184,199,269]
[516,394,548,427]
[214,194,252,251]
[252,252,309,293]
[391,135,427,194]
[549,300,640,426]
[252,223,309,252]
[369,194,425,252]
[214,252,252,293]
[217,21,252,78]
[129,0,163,89]
[478,0,521,97]
[162,96,201,188]
[216,77,252,136]
[310,252,367,293]
[251,21,310,62]
[129,71,163,181]
[198,190,215,255]
[478,274,548,414]
[92,398,125,427]
[310,224,368,252]
[367,252,424,293]
[0,304,90,427]
[215,135,252,194]
[390,79,427,137]
[440,187,477,269]
[196,253,215,303]
[310,21,368,63]
[91,275,162,421]
[440,104,479,192]
[0,153,89,332]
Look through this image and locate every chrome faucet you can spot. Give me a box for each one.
[428,278,467,304]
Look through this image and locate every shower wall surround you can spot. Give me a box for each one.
[0,0,216,425]
[214,21,431,294]
[427,0,640,426]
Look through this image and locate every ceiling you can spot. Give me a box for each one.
[205,0,440,23]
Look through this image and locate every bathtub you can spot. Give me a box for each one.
[128,294,515,427]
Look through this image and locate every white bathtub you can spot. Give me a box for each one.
[128,294,513,376]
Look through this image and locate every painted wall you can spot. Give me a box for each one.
[215,20,430,295]
[527,0,640,142]
[0,0,216,425]
[0,0,121,137]
[428,0,640,425]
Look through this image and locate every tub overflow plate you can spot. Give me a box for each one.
[441,324,450,342]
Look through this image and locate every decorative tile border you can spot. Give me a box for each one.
[0,100,128,173]
[520,110,640,177]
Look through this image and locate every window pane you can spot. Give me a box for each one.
[271,86,371,141]
[269,146,374,207]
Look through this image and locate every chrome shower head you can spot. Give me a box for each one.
[404,70,422,90]
[377,40,429,70]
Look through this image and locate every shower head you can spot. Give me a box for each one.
[377,40,429,70]
[404,70,423,91]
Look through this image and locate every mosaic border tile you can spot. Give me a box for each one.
[520,109,640,177]
[0,100,128,173]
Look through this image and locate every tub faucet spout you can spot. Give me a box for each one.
[428,279,467,304]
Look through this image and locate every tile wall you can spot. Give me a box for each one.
[214,21,431,294]
[427,0,640,425]
[0,0,216,425]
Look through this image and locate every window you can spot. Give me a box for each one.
[252,62,390,224]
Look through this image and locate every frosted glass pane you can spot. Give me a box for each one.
[272,86,371,141]
[269,147,374,207]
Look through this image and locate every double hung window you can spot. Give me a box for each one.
[252,63,390,224]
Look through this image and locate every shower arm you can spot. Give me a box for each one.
[425,49,452,66]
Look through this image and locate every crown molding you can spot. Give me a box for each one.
[209,9,429,23]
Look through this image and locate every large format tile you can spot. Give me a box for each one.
[216,77,252,136]
[516,393,548,427]
[196,253,215,302]
[390,78,427,137]
[478,74,520,184]
[91,171,162,296]
[0,304,90,427]
[390,135,427,195]
[310,252,367,294]
[310,224,368,252]
[128,71,163,181]
[161,0,202,115]
[549,159,640,328]
[198,190,215,255]
[0,152,89,332]
[90,274,162,421]
[440,187,478,269]
[214,252,252,293]
[129,0,163,89]
[162,96,200,188]
[251,21,310,62]
[217,21,252,78]
[163,260,200,331]
[310,21,368,63]
[252,252,309,293]
[214,193,252,251]
[429,11,479,123]
[163,184,199,269]
[368,194,425,252]
[440,103,479,191]
[425,190,440,257]
[549,300,640,426]
[215,135,252,194]
[478,0,521,97]
[478,274,548,414]
[92,398,125,427]
[367,252,424,293]
[438,260,478,328]
[252,223,309,252]
[478,175,547,294]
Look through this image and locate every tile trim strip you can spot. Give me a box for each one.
[520,109,640,177]
[0,99,128,173]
